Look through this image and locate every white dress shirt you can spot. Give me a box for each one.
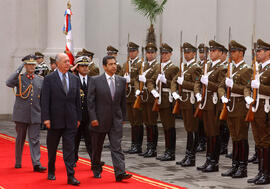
[79,73,87,85]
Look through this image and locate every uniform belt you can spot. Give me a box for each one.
[259,94,270,100]
[231,93,243,97]
[182,89,193,93]
[162,88,171,93]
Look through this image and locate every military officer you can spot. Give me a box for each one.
[34,52,49,77]
[73,56,93,166]
[49,57,57,73]
[244,39,270,185]
[194,40,227,172]
[121,42,144,154]
[171,42,201,166]
[148,43,179,161]
[134,43,159,158]
[107,45,122,75]
[218,40,251,178]
[6,54,47,172]
[82,48,100,76]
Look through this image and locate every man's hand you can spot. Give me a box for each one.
[251,79,260,89]
[139,74,146,83]
[44,120,51,129]
[245,96,254,105]
[77,121,80,128]
[177,76,184,85]
[124,74,130,83]
[225,78,234,88]
[221,96,229,104]
[91,120,99,127]
[200,75,208,86]
[196,93,202,102]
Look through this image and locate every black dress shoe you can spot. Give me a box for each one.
[181,157,195,167]
[197,158,210,171]
[143,148,157,158]
[255,173,270,185]
[176,156,187,165]
[202,161,219,172]
[68,177,80,185]
[34,165,47,172]
[48,174,56,180]
[15,164,21,169]
[93,172,101,178]
[247,172,262,183]
[116,173,132,182]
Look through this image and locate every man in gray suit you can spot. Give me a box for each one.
[88,55,132,181]
[6,54,46,172]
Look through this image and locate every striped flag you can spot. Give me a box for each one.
[63,1,74,65]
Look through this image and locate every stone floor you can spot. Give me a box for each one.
[0,119,268,189]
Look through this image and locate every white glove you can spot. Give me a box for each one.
[151,90,160,98]
[245,96,254,105]
[196,93,202,102]
[124,74,130,83]
[135,90,140,97]
[160,74,167,84]
[156,74,161,85]
[177,76,184,85]
[225,78,234,88]
[139,74,146,83]
[172,92,180,100]
[200,75,208,86]
[251,79,260,89]
[221,96,229,104]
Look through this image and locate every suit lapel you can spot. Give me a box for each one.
[67,72,74,96]
[54,71,66,95]
[101,73,113,101]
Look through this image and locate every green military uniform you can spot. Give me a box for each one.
[81,49,100,76]
[120,42,143,154]
[171,42,201,166]
[34,52,49,77]
[134,43,159,158]
[107,45,122,75]
[148,43,179,161]
[244,39,270,185]
[194,40,227,172]
[218,40,252,178]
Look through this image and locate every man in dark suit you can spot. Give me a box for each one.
[88,55,132,181]
[73,56,92,165]
[41,53,81,185]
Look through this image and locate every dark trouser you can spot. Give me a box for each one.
[74,120,92,162]
[47,128,76,178]
[15,122,41,167]
[91,127,125,178]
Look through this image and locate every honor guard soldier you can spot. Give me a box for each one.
[6,54,47,172]
[219,45,230,156]
[107,45,122,75]
[149,43,179,161]
[73,56,93,166]
[121,42,144,154]
[82,48,100,76]
[34,52,49,77]
[194,40,227,172]
[196,43,209,152]
[171,42,201,166]
[244,39,270,185]
[49,57,57,73]
[218,40,251,178]
[134,43,159,158]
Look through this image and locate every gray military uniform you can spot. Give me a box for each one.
[6,63,43,167]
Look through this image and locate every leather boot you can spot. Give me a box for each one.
[144,125,158,158]
[220,121,229,155]
[255,148,270,185]
[139,125,152,156]
[176,132,192,165]
[248,146,259,164]
[232,140,248,178]
[202,136,220,172]
[197,137,211,171]
[157,128,175,161]
[222,141,239,177]
[123,125,137,154]
[248,148,262,183]
[196,120,206,152]
[182,132,197,167]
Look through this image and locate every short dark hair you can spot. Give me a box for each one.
[102,55,116,66]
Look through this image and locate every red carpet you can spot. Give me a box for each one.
[0,133,185,189]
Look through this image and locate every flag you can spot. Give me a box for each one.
[63,1,74,65]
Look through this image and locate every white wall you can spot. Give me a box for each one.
[1,0,269,115]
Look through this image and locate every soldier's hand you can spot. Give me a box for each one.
[195,93,202,102]
[44,120,51,129]
[77,121,80,128]
[91,120,99,127]
[200,75,208,86]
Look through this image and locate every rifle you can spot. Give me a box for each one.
[133,46,145,109]
[195,34,198,62]
[152,33,162,112]
[172,30,183,114]
[194,43,208,118]
[220,27,232,120]
[125,34,130,91]
[245,36,257,122]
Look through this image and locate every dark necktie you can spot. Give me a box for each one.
[83,77,87,89]
[62,73,68,95]
[109,77,115,100]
